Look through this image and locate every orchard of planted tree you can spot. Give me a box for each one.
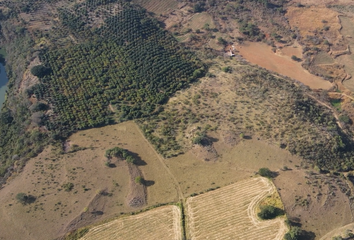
[30,6,204,138]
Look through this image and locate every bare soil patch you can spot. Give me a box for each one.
[81,205,182,240]
[191,144,218,162]
[126,163,146,208]
[236,41,333,89]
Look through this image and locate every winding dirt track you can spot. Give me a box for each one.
[185,177,288,240]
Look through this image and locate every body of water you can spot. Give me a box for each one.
[0,63,8,109]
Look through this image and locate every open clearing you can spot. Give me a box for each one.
[0,121,178,240]
[186,12,215,31]
[185,177,288,240]
[80,205,181,240]
[236,42,333,89]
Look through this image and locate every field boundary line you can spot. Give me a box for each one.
[133,122,184,200]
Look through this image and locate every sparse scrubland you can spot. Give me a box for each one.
[138,59,354,171]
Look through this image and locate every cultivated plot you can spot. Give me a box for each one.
[81,205,182,240]
[186,177,287,240]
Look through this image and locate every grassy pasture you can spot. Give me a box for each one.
[185,177,288,240]
[80,205,182,240]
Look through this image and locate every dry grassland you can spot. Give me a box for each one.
[132,0,178,14]
[236,41,332,89]
[286,6,346,53]
[320,222,354,239]
[80,205,182,240]
[166,139,301,198]
[185,177,288,240]
[286,6,341,39]
[273,169,353,238]
[186,12,215,31]
[0,121,178,240]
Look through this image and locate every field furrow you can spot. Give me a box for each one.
[80,205,181,240]
[186,177,287,240]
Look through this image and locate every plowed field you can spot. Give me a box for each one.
[185,177,287,240]
[80,205,182,240]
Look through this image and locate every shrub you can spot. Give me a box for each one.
[135,176,144,185]
[291,55,301,62]
[284,226,303,240]
[16,193,35,205]
[62,182,74,192]
[258,205,284,219]
[258,168,274,178]
[126,155,136,164]
[222,66,232,73]
[339,114,351,124]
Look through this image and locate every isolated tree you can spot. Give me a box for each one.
[16,193,35,205]
[258,205,284,219]
[258,167,273,178]
[135,176,144,185]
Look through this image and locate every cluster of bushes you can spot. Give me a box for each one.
[105,147,136,164]
[258,205,284,219]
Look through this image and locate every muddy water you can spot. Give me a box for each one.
[236,42,333,90]
[0,63,8,108]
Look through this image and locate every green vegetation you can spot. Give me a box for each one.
[105,147,136,164]
[138,65,354,170]
[16,192,35,205]
[284,226,302,240]
[62,182,74,192]
[339,114,351,124]
[221,66,232,73]
[291,55,301,62]
[257,205,284,219]
[30,65,51,78]
[330,99,341,109]
[35,8,204,137]
[135,176,144,185]
[64,227,89,240]
[258,168,274,178]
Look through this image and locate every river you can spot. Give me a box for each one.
[0,63,8,109]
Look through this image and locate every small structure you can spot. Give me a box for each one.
[224,44,236,57]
